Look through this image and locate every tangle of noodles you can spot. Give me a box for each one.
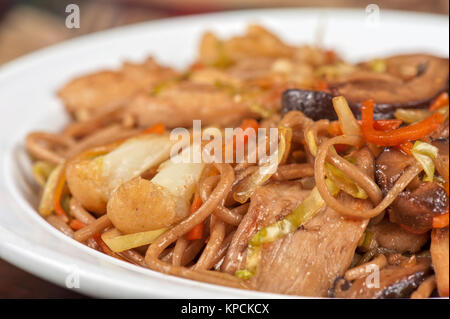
[73,215,112,242]
[315,135,423,219]
[26,132,75,164]
[172,237,189,266]
[194,216,226,270]
[144,163,246,288]
[69,198,96,224]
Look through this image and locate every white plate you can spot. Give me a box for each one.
[0,8,448,299]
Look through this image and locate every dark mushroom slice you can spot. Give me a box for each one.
[281,89,339,121]
[375,147,415,193]
[375,147,449,233]
[330,54,449,119]
[389,182,448,233]
[332,258,432,298]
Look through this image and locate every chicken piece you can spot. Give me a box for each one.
[198,25,294,67]
[249,193,369,297]
[127,82,255,128]
[221,181,310,275]
[223,147,375,296]
[58,58,177,120]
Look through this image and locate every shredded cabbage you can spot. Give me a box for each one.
[411,141,439,182]
[305,130,318,157]
[102,228,167,252]
[332,96,362,137]
[233,127,290,204]
[32,161,56,187]
[324,163,368,199]
[38,164,63,216]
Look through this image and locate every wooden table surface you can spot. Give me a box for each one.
[0,0,448,299]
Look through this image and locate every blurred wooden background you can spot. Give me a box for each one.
[0,0,448,65]
[0,0,448,299]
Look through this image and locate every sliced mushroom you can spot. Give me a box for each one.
[375,147,449,233]
[330,54,449,119]
[332,258,431,298]
[282,55,448,121]
[281,89,339,121]
[368,218,428,254]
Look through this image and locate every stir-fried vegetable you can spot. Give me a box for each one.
[361,99,445,146]
[53,168,69,222]
[236,186,336,279]
[329,119,402,137]
[433,213,449,229]
[394,108,433,124]
[32,161,56,187]
[411,141,439,182]
[186,194,204,240]
[101,227,167,252]
[332,96,362,137]
[224,118,260,161]
[429,92,449,111]
[305,130,318,156]
[396,141,414,155]
[38,164,63,217]
[142,123,166,135]
[249,103,273,119]
[233,127,290,204]
[102,134,179,194]
[357,230,375,251]
[368,59,386,73]
[324,163,368,199]
[69,219,86,231]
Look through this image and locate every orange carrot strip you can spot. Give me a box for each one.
[224,118,259,161]
[328,121,342,136]
[429,92,449,111]
[69,219,87,231]
[433,213,449,229]
[372,119,403,131]
[315,79,329,92]
[142,123,166,135]
[53,169,69,223]
[328,119,402,137]
[186,194,204,240]
[361,99,444,146]
[396,142,414,155]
